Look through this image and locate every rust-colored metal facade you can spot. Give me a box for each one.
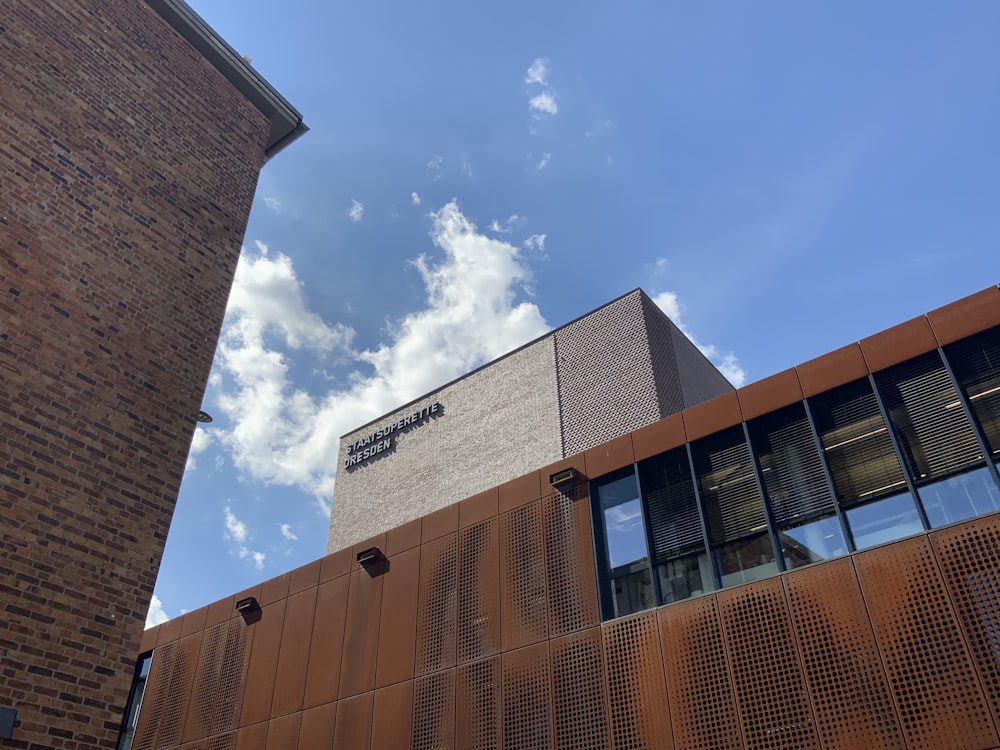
[133,286,1000,750]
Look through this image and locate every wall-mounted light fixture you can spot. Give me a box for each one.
[196,410,213,423]
[356,547,384,566]
[235,596,259,613]
[549,467,578,487]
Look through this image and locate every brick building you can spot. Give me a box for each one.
[0,1,303,747]
[131,286,1000,750]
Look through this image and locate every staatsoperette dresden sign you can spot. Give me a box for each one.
[343,401,441,469]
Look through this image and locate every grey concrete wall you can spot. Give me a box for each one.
[328,336,563,552]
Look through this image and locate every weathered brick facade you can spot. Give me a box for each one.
[0,1,301,747]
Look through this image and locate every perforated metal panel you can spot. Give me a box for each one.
[205,731,237,750]
[416,532,458,675]
[550,627,608,749]
[782,558,906,750]
[501,500,548,650]
[854,535,999,749]
[502,642,551,750]
[458,519,500,664]
[931,515,1000,723]
[134,635,201,750]
[718,579,819,750]
[543,485,600,636]
[603,613,673,750]
[456,657,501,750]
[185,619,249,741]
[658,596,742,750]
[413,669,456,750]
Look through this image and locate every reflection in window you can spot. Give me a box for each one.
[117,652,152,750]
[639,447,715,605]
[748,403,846,570]
[692,427,777,586]
[945,325,1000,457]
[595,471,652,617]
[846,493,923,550]
[919,465,1000,528]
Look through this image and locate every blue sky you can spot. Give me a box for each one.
[148,0,1000,624]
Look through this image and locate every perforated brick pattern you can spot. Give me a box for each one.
[783,558,905,750]
[413,669,456,750]
[456,657,501,749]
[544,485,600,636]
[932,515,1000,721]
[718,579,820,750]
[502,642,551,750]
[135,636,202,750]
[185,619,250,741]
[550,627,609,749]
[556,291,661,456]
[415,533,458,675]
[501,501,548,650]
[603,613,673,750]
[658,596,742,750]
[854,536,999,749]
[458,519,500,664]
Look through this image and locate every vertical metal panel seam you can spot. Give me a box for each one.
[710,591,750,750]
[651,608,681,750]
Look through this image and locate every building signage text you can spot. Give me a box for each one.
[344,402,441,469]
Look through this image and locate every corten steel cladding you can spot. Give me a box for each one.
[458,519,501,664]
[270,587,318,717]
[239,599,286,726]
[412,669,456,750]
[376,545,421,688]
[603,612,674,750]
[502,641,552,750]
[658,595,743,750]
[550,627,610,749]
[930,515,1000,725]
[500,499,549,650]
[182,619,254,744]
[415,532,459,675]
[134,636,202,750]
[303,574,350,708]
[333,692,374,750]
[854,535,999,749]
[456,656,502,750]
[338,566,384,699]
[371,682,414,750]
[543,485,601,636]
[717,577,821,750]
[782,558,906,750]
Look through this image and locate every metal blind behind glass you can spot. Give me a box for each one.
[638,447,702,561]
[691,427,766,545]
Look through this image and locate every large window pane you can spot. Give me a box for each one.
[945,325,1000,458]
[594,471,652,618]
[716,533,778,587]
[846,492,923,550]
[604,497,647,569]
[874,351,984,481]
[809,378,907,506]
[778,515,847,569]
[656,552,714,604]
[919,465,1000,528]
[612,567,653,618]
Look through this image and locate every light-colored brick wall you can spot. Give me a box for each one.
[328,337,562,552]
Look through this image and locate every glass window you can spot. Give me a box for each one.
[846,492,923,550]
[919,465,1000,528]
[594,471,653,618]
[778,515,848,568]
[638,447,715,604]
[117,652,152,750]
[691,427,777,587]
[945,325,1000,458]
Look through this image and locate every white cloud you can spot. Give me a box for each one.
[348,199,364,223]
[536,153,551,171]
[146,595,170,628]
[223,506,248,543]
[585,119,615,138]
[238,547,266,570]
[651,288,747,386]
[524,234,546,251]
[279,523,298,541]
[263,196,282,211]
[525,58,549,86]
[411,192,422,206]
[529,93,558,116]
[185,427,213,472]
[489,214,520,234]
[427,155,443,181]
[461,155,473,178]
[208,202,548,513]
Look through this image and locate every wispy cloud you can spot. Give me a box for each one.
[525,58,549,86]
[585,119,615,138]
[185,427,212,472]
[651,285,746,386]
[348,199,364,223]
[426,155,443,181]
[238,547,266,570]
[535,153,551,171]
[461,155,473,178]
[524,234,546,251]
[223,506,248,543]
[207,202,548,513]
[263,196,282,211]
[279,523,298,541]
[146,595,170,628]
[529,93,558,116]
[411,192,422,206]
[525,57,558,127]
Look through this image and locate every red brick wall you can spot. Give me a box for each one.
[0,1,271,747]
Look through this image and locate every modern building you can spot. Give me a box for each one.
[0,1,304,748]
[130,284,1000,750]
